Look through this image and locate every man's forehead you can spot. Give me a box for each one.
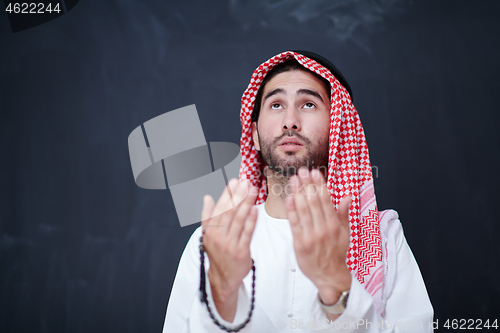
[262,70,329,96]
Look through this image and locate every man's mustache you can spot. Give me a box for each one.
[273,131,310,148]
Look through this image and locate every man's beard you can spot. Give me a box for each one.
[258,130,329,179]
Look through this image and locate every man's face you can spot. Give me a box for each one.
[251,69,331,178]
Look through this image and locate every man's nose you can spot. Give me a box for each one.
[282,108,301,132]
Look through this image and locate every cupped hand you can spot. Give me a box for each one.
[201,178,260,321]
[286,167,352,305]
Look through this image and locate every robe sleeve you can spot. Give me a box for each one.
[162,226,253,332]
[308,216,434,332]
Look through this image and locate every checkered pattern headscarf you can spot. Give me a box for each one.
[238,51,387,314]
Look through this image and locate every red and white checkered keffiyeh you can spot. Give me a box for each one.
[238,51,388,315]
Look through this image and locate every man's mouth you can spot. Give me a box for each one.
[278,138,304,152]
[279,137,304,146]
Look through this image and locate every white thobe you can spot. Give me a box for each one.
[162,202,433,332]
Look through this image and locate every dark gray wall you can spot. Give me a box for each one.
[1,1,499,332]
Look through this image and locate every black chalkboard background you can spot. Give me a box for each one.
[1,0,499,332]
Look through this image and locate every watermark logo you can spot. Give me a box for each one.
[128,105,243,227]
[290,318,426,330]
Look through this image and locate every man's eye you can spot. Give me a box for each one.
[303,102,315,109]
[271,103,282,109]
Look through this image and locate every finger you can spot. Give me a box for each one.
[286,195,303,243]
[201,194,215,224]
[290,174,313,236]
[230,179,251,208]
[201,195,215,241]
[227,185,259,245]
[215,179,250,234]
[311,168,336,220]
[238,205,258,249]
[299,168,326,231]
[211,178,239,219]
[337,195,352,230]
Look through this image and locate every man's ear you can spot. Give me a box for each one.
[251,121,260,151]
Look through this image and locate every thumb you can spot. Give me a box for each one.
[337,195,351,229]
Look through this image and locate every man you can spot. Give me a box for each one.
[163,51,433,332]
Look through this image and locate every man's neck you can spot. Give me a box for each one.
[263,166,328,219]
[263,169,291,219]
